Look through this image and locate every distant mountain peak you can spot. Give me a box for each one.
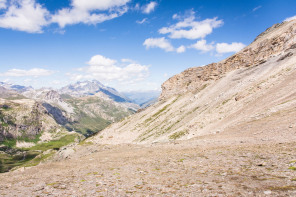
[59,80,133,104]
[0,81,33,93]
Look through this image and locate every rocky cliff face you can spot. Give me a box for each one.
[0,98,64,142]
[160,20,296,100]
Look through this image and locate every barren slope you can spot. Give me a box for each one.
[91,19,296,144]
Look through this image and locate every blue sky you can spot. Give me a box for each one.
[0,0,295,92]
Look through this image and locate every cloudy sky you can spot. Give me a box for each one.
[0,0,295,91]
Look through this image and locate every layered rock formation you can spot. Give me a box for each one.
[160,20,296,100]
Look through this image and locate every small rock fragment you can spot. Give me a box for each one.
[264,190,272,195]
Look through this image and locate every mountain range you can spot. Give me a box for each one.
[1,20,296,196]
[0,79,159,172]
[0,79,157,137]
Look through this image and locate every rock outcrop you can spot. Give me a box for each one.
[160,20,296,100]
[0,98,62,141]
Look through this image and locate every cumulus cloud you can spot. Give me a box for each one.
[284,15,296,22]
[143,37,174,52]
[0,0,130,32]
[142,1,157,14]
[0,0,49,33]
[189,39,214,52]
[142,10,246,55]
[216,42,245,54]
[51,0,129,28]
[159,11,223,40]
[176,45,186,53]
[69,55,149,83]
[0,68,55,77]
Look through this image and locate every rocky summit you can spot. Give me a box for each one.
[1,20,296,196]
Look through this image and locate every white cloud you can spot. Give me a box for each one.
[216,42,245,54]
[0,0,6,9]
[0,68,55,77]
[143,10,245,55]
[136,18,147,24]
[159,11,223,40]
[143,37,174,52]
[0,0,49,33]
[284,15,296,22]
[176,45,186,53]
[70,55,149,83]
[252,6,262,12]
[71,0,130,11]
[87,55,117,68]
[0,0,131,32]
[189,39,214,52]
[51,4,128,28]
[143,38,187,53]
[142,1,157,14]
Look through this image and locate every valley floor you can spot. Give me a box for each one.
[1,113,296,197]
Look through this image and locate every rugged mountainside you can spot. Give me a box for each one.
[21,81,138,136]
[160,22,296,100]
[0,98,57,141]
[0,80,139,139]
[0,87,74,145]
[1,20,296,196]
[0,80,137,172]
[91,19,296,144]
[0,93,82,173]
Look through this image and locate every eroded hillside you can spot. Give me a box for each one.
[90,20,296,144]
